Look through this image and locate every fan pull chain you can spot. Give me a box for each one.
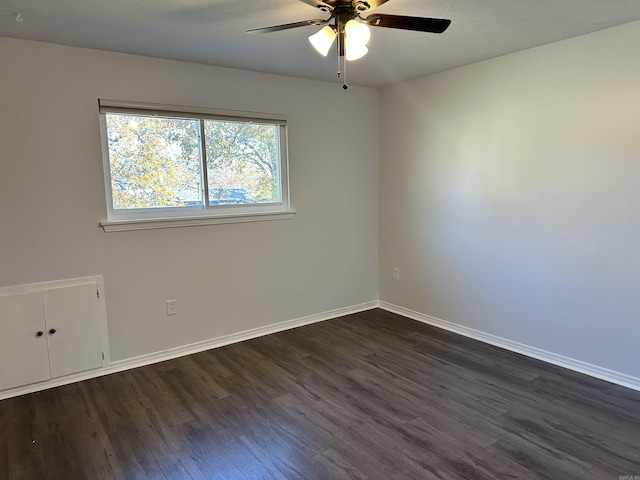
[336,27,348,90]
[342,55,348,90]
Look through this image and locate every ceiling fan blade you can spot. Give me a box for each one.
[247,18,329,34]
[362,14,451,33]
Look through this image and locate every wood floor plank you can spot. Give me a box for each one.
[216,435,287,480]
[486,437,590,480]
[0,403,7,480]
[176,421,247,480]
[131,366,196,427]
[308,449,369,480]
[37,429,81,479]
[240,426,320,480]
[2,308,640,479]
[137,419,208,480]
[325,429,415,480]
[396,418,526,480]
[171,355,231,400]
[105,427,167,480]
[3,394,47,479]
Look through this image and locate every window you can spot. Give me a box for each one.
[98,100,293,231]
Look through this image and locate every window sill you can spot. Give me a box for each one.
[100,210,296,232]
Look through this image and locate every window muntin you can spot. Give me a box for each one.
[99,100,289,223]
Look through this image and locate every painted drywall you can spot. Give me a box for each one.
[0,38,379,362]
[379,21,640,379]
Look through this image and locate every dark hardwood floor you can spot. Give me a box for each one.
[1,309,639,479]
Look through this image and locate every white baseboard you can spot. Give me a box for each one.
[4,299,638,400]
[378,301,640,392]
[0,301,378,400]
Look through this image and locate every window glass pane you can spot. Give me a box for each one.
[204,120,281,206]
[105,114,202,209]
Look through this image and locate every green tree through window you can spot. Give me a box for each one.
[106,115,201,209]
[204,120,279,205]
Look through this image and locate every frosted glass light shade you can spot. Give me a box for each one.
[345,20,371,47]
[309,26,337,56]
[346,44,368,61]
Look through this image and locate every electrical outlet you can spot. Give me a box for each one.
[393,268,400,281]
[166,299,177,316]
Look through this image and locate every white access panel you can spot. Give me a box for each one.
[43,283,103,378]
[0,291,52,390]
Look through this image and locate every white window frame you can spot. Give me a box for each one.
[98,99,294,232]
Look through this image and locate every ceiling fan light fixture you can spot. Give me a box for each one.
[309,25,337,56]
[345,44,368,61]
[344,19,371,47]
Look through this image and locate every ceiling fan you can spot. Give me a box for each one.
[248,0,451,89]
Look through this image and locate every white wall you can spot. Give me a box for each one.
[0,38,379,362]
[379,22,640,379]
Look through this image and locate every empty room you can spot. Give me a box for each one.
[1,0,639,478]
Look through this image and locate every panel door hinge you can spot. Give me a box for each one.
[97,288,100,299]
[102,352,105,360]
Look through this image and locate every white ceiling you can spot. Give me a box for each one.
[1,0,639,87]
